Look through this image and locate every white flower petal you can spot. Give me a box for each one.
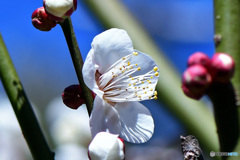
[98,51,159,102]
[130,50,159,79]
[44,0,74,17]
[82,49,104,97]
[92,28,134,74]
[90,96,122,138]
[88,132,124,160]
[114,101,154,143]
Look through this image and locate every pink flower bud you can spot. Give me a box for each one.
[181,84,204,100]
[187,52,211,69]
[43,0,77,22]
[31,7,57,31]
[209,53,235,83]
[88,132,125,160]
[182,65,212,99]
[62,85,85,109]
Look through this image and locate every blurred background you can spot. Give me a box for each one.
[0,0,214,159]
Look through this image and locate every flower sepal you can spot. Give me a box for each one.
[31,6,57,31]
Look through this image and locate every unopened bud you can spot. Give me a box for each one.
[181,84,204,100]
[182,65,212,99]
[88,132,125,160]
[43,0,77,22]
[187,52,211,69]
[209,53,235,83]
[31,7,57,31]
[62,85,85,109]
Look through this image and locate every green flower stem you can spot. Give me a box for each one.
[0,34,55,160]
[214,0,240,157]
[83,0,219,154]
[207,83,239,153]
[59,18,93,116]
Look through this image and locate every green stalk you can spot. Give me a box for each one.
[207,83,239,154]
[59,18,93,116]
[214,0,240,93]
[0,34,55,160]
[83,0,219,153]
[214,0,240,158]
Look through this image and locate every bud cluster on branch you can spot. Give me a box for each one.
[182,52,235,99]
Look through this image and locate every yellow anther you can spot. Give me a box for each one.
[135,64,138,66]
[153,66,158,71]
[133,83,136,85]
[127,68,129,71]
[129,75,132,78]
[135,87,137,89]
[150,88,153,91]
[130,66,133,69]
[154,96,157,100]
[119,67,122,70]
[155,72,159,76]
[138,95,141,98]
[133,51,139,56]
[122,57,126,60]
[141,81,144,84]
[122,71,125,73]
[112,75,115,78]
[148,81,152,84]
[149,97,152,99]
[150,76,153,79]
[137,67,141,71]
[131,78,134,80]
[144,92,147,94]
[154,91,157,96]
[128,84,131,86]
[127,61,131,66]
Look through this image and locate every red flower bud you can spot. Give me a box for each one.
[62,85,85,109]
[182,65,212,99]
[209,53,235,83]
[187,52,211,69]
[181,85,204,100]
[31,7,57,31]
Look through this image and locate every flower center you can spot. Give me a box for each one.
[96,51,159,102]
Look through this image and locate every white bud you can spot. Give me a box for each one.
[43,0,77,22]
[88,132,125,160]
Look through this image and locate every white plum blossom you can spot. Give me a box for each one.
[83,28,159,143]
[88,132,124,160]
